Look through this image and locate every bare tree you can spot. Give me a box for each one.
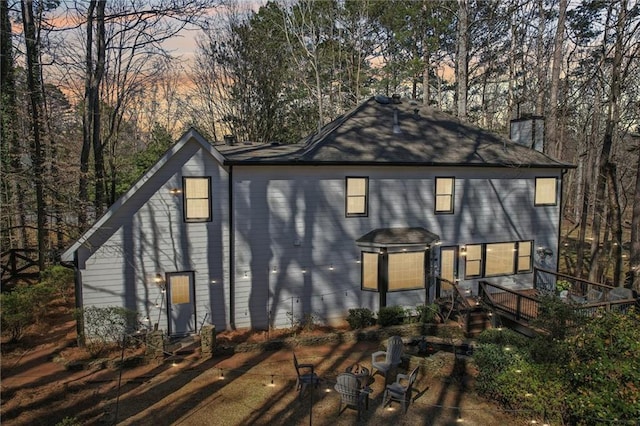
[21,0,48,269]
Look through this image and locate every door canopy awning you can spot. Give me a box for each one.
[356,227,440,252]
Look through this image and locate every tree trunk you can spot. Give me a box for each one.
[630,140,640,292]
[92,0,106,214]
[79,0,96,229]
[547,0,567,159]
[456,0,468,121]
[605,163,623,285]
[1,0,28,249]
[588,1,625,283]
[534,0,546,116]
[21,0,47,270]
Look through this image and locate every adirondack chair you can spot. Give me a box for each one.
[371,336,403,383]
[382,366,419,413]
[334,373,369,420]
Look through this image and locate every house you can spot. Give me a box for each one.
[61,95,573,337]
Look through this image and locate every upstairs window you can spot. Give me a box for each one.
[435,177,455,213]
[346,177,368,217]
[535,177,557,206]
[183,177,211,222]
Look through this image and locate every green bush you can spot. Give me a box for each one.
[377,305,405,327]
[415,303,440,323]
[564,308,640,423]
[474,307,640,424]
[346,308,375,329]
[40,265,74,302]
[476,327,528,348]
[0,282,52,342]
[76,306,139,357]
[55,417,82,426]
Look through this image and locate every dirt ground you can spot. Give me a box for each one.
[1,301,538,426]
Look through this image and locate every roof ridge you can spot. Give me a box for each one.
[297,98,374,158]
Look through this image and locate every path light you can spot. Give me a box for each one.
[268,375,275,387]
[219,368,224,380]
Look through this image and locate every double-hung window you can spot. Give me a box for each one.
[435,177,455,214]
[183,177,211,222]
[517,241,532,272]
[346,177,368,217]
[464,244,482,278]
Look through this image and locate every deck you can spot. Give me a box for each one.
[478,275,638,335]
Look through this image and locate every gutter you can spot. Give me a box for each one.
[60,252,83,344]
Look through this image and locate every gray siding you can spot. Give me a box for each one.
[232,165,561,329]
[77,141,231,334]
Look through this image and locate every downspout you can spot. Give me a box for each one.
[60,252,83,345]
[557,168,568,271]
[228,165,235,329]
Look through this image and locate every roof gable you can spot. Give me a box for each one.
[61,128,224,261]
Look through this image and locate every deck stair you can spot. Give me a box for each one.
[166,334,200,356]
[464,305,491,337]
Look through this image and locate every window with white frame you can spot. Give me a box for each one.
[183,177,211,222]
[346,177,368,216]
[535,177,557,206]
[435,177,455,213]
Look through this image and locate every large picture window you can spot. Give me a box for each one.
[183,177,211,222]
[535,177,557,206]
[388,252,425,291]
[485,242,516,276]
[435,177,455,213]
[346,177,368,217]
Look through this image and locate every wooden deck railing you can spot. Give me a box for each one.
[479,278,637,329]
[534,267,615,300]
[478,281,541,321]
[1,249,42,288]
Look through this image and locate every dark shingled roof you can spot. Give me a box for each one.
[356,227,440,248]
[218,96,573,168]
